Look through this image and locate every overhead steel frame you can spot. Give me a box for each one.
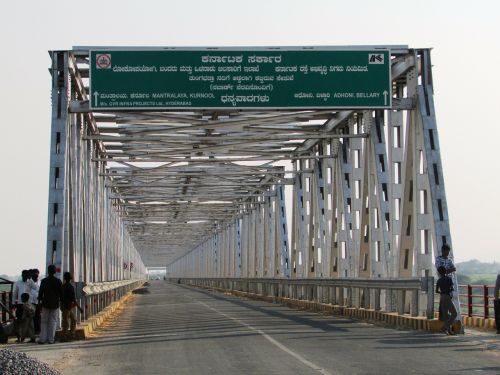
[47,47,457,317]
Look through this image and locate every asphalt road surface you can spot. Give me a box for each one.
[13,281,500,374]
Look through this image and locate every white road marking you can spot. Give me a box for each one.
[197,300,334,375]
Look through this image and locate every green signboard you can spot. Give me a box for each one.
[89,49,391,110]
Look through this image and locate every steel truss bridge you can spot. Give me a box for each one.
[47,46,456,318]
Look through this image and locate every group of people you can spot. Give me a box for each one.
[435,244,500,335]
[12,265,80,344]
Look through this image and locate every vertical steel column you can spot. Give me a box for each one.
[277,184,290,278]
[348,117,366,280]
[241,214,249,277]
[46,51,70,277]
[214,233,219,277]
[330,139,341,278]
[322,139,335,278]
[368,111,392,279]
[265,195,274,277]
[304,159,314,277]
[292,160,306,278]
[249,209,257,277]
[312,157,327,277]
[338,137,354,278]
[236,218,242,277]
[256,201,265,278]
[417,49,461,322]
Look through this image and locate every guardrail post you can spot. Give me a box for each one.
[411,290,418,317]
[363,287,370,308]
[426,276,434,319]
[353,288,359,308]
[374,289,380,311]
[387,289,395,313]
[397,290,405,315]
[467,284,472,317]
[483,285,489,319]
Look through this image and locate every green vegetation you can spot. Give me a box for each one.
[0,275,14,293]
[456,260,500,285]
[0,284,12,293]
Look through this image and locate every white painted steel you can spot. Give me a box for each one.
[47,48,456,318]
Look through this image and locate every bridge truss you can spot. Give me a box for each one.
[47,46,454,315]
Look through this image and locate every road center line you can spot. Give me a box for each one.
[197,300,334,375]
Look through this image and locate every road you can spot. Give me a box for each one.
[15,281,500,374]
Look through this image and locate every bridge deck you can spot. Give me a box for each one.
[15,281,500,374]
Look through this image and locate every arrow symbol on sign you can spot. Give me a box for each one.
[94,91,99,107]
[383,90,388,106]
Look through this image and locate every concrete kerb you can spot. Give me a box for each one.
[62,282,145,340]
[462,316,497,331]
[433,312,497,332]
[186,282,457,333]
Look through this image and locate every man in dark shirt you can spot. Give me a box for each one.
[37,265,63,344]
[61,272,77,341]
[436,266,457,335]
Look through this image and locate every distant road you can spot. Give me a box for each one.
[17,281,500,374]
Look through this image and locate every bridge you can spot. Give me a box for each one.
[47,46,451,314]
[6,45,500,373]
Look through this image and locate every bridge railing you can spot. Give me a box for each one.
[0,278,14,324]
[1,291,14,323]
[176,277,435,318]
[75,279,144,323]
[432,284,496,320]
[459,284,496,319]
[2,279,144,325]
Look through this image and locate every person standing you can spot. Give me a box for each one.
[29,269,41,334]
[61,272,77,341]
[436,266,457,335]
[18,293,36,343]
[37,265,62,344]
[435,244,459,325]
[13,270,37,321]
[494,274,500,334]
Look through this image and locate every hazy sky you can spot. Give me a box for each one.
[0,0,498,276]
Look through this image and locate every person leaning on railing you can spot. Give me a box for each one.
[495,273,500,334]
[436,266,457,335]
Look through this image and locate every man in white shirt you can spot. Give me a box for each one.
[13,270,37,321]
[29,269,41,333]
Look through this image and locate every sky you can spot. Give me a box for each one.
[0,0,499,276]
